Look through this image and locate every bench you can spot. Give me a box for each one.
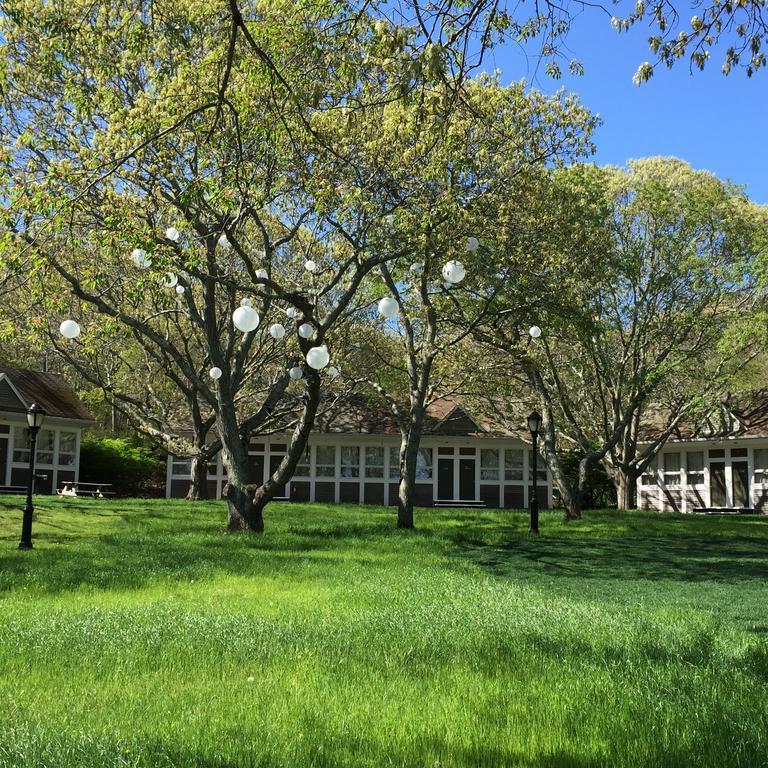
[0,485,26,495]
[692,506,756,515]
[433,499,487,508]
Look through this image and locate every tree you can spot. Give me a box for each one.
[522,158,768,511]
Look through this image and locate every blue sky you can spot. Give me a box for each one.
[488,10,768,203]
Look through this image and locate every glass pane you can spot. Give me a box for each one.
[295,448,310,476]
[755,449,768,470]
[480,449,499,480]
[416,448,433,480]
[12,427,29,463]
[389,446,400,479]
[663,453,680,472]
[528,450,547,481]
[316,445,336,477]
[505,449,523,481]
[340,446,359,478]
[732,447,748,458]
[365,447,384,478]
[58,431,77,465]
[687,451,704,471]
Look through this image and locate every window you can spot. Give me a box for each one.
[732,447,748,458]
[686,451,704,486]
[294,447,311,477]
[58,432,77,466]
[663,452,681,486]
[389,446,400,479]
[709,448,725,458]
[755,449,768,485]
[529,450,547,482]
[36,430,55,465]
[641,458,657,486]
[341,446,359,477]
[365,447,384,478]
[505,449,524,481]
[12,426,29,464]
[13,427,54,464]
[171,457,192,475]
[416,448,433,480]
[480,449,500,480]
[316,445,336,477]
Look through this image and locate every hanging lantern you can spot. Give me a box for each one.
[165,227,180,242]
[232,305,260,333]
[378,296,398,319]
[255,268,268,279]
[306,345,330,370]
[298,323,316,339]
[385,214,395,227]
[163,272,178,288]
[286,307,300,319]
[131,248,151,269]
[219,234,230,249]
[409,262,423,274]
[289,366,303,380]
[529,325,542,339]
[59,320,81,339]
[240,298,252,308]
[327,366,340,379]
[304,260,318,272]
[442,260,466,284]
[269,323,286,340]
[175,285,185,295]
[466,236,479,252]
[209,367,222,380]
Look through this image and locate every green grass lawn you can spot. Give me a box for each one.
[0,497,767,768]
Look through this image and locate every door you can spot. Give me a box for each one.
[459,458,476,501]
[437,459,453,500]
[269,455,287,497]
[710,461,726,506]
[0,437,7,485]
[248,454,264,487]
[733,461,750,507]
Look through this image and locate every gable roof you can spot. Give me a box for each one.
[639,390,768,442]
[0,364,94,422]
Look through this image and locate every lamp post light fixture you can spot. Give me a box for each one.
[19,403,46,550]
[527,410,543,536]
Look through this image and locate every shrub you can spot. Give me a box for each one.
[78,436,164,497]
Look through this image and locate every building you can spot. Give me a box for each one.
[0,364,94,493]
[638,393,768,513]
[166,396,553,508]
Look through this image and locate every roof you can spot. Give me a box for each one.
[314,393,527,438]
[0,364,94,422]
[639,390,768,442]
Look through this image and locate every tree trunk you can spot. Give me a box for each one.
[615,470,637,510]
[186,454,209,501]
[226,479,263,532]
[397,429,421,529]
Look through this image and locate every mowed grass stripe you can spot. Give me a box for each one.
[0,497,767,767]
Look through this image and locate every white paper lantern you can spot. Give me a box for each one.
[209,367,222,380]
[255,269,268,279]
[219,234,230,249]
[298,323,315,339]
[378,296,398,319]
[131,248,151,269]
[442,260,466,284]
[466,236,479,252]
[163,272,178,288]
[529,325,542,339]
[59,320,81,339]
[289,366,303,380]
[240,298,252,308]
[232,305,260,333]
[409,262,423,274]
[306,345,330,370]
[286,306,300,319]
[269,323,286,340]
[327,366,340,379]
[304,260,318,272]
[165,227,180,242]
[175,285,185,295]
[385,214,395,226]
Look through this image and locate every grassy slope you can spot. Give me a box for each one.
[0,497,767,768]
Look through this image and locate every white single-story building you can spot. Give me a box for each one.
[638,394,768,513]
[0,364,94,493]
[166,396,553,508]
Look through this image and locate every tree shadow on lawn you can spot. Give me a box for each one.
[448,525,768,584]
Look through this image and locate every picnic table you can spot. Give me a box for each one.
[57,481,115,498]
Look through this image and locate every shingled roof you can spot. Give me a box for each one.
[0,364,94,422]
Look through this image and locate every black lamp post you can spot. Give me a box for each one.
[19,403,46,550]
[527,410,543,536]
